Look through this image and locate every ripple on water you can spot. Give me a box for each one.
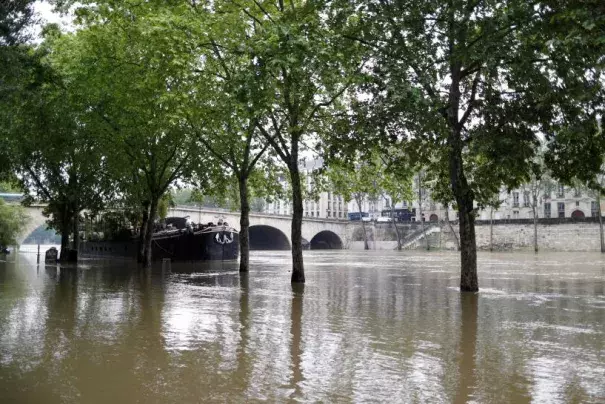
[0,250,604,403]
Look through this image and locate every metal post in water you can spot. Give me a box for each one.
[162,258,171,273]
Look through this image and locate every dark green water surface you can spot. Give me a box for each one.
[1,249,604,403]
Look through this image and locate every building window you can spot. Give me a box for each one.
[311,212,314,217]
[513,210,519,219]
[557,184,565,198]
[558,202,565,218]
[523,191,530,207]
[576,201,580,207]
[544,203,551,218]
[305,211,309,217]
[544,185,551,199]
[574,188,581,197]
[513,192,519,208]
[339,211,342,218]
[592,201,598,217]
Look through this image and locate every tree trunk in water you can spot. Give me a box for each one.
[449,125,478,292]
[238,176,250,273]
[489,208,493,252]
[458,203,478,292]
[445,206,459,251]
[391,204,402,250]
[598,194,604,253]
[138,201,149,263]
[289,164,305,283]
[59,213,71,262]
[72,209,79,253]
[143,198,158,268]
[357,197,369,250]
[533,207,539,253]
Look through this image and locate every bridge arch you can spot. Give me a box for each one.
[249,225,291,250]
[17,206,49,245]
[310,230,343,250]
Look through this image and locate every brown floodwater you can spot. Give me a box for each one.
[1,249,604,403]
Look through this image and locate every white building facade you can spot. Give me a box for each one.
[265,159,348,220]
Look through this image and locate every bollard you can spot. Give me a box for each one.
[162,258,171,273]
[37,244,40,263]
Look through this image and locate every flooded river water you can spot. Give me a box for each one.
[1,249,604,403]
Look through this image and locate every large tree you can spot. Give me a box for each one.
[181,7,273,273]
[4,31,108,261]
[210,0,364,282]
[51,2,203,266]
[342,0,596,291]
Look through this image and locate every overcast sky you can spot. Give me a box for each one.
[31,1,73,41]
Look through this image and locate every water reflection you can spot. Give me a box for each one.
[0,250,604,403]
[288,283,304,400]
[454,293,477,404]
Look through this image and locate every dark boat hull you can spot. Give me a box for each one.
[152,229,239,261]
[80,228,239,261]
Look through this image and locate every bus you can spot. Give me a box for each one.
[380,208,416,222]
[348,212,369,221]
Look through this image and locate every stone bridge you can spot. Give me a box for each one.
[168,207,350,250]
[16,204,49,245]
[15,204,352,250]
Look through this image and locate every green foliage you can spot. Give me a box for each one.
[0,0,35,46]
[327,151,383,208]
[157,193,175,220]
[2,34,109,239]
[49,0,206,236]
[0,180,21,193]
[0,199,28,246]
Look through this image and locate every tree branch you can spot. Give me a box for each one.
[256,122,289,162]
[459,69,481,128]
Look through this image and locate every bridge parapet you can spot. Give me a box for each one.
[168,206,350,248]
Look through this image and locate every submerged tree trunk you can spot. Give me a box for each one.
[143,197,158,268]
[449,126,478,292]
[391,204,402,250]
[356,196,369,250]
[59,210,71,263]
[445,205,459,251]
[289,162,305,283]
[238,175,250,273]
[598,193,604,253]
[72,209,80,254]
[458,202,478,292]
[138,201,150,263]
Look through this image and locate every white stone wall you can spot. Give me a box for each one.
[473,222,604,251]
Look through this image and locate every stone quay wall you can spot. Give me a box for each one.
[348,218,604,251]
[449,218,604,252]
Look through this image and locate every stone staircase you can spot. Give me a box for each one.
[401,224,441,249]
